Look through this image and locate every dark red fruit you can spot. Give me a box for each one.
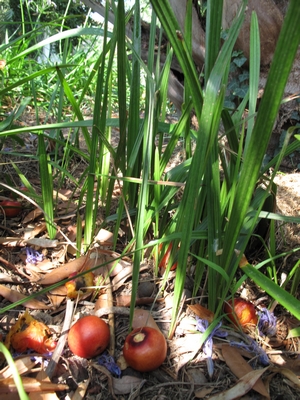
[68,315,110,358]
[123,326,167,372]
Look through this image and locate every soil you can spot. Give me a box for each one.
[0,107,299,400]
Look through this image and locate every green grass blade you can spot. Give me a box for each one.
[240,261,300,320]
[205,0,223,82]
[38,134,56,239]
[245,11,260,151]
[129,78,156,329]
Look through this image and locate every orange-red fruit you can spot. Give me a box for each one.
[123,326,167,372]
[9,312,57,354]
[68,316,110,358]
[0,200,22,217]
[224,298,258,327]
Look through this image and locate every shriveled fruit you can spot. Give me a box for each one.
[6,310,57,354]
[123,326,167,372]
[224,298,258,327]
[68,315,110,358]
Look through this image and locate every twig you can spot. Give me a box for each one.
[106,279,115,356]
[46,299,74,379]
[94,306,130,318]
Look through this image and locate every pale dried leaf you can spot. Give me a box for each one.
[208,367,269,400]
[194,387,214,398]
[23,208,44,224]
[71,379,90,400]
[0,284,51,310]
[38,249,128,285]
[0,357,37,379]
[188,304,215,323]
[0,273,18,283]
[47,292,66,308]
[56,201,76,215]
[221,344,269,398]
[37,255,90,285]
[95,228,113,245]
[29,371,59,400]
[54,189,73,201]
[25,238,58,248]
[169,333,203,373]
[23,223,47,240]
[48,286,67,296]
[0,237,24,247]
[115,294,156,307]
[0,377,68,393]
[94,293,109,310]
[112,263,147,291]
[37,260,56,272]
[132,309,160,331]
[29,391,59,400]
[270,366,300,387]
[112,375,144,395]
[169,333,202,356]
[66,225,77,242]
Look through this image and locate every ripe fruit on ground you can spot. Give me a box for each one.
[123,326,167,372]
[224,298,258,327]
[68,315,110,358]
[0,200,22,217]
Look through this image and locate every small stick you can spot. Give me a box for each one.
[46,299,74,379]
[106,279,115,357]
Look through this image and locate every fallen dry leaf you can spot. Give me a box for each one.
[0,237,24,247]
[169,333,204,373]
[194,387,214,398]
[188,304,215,323]
[94,293,109,310]
[25,238,58,248]
[132,309,161,331]
[112,375,144,395]
[66,225,77,242]
[70,378,90,400]
[23,223,47,240]
[46,292,66,308]
[111,263,147,291]
[208,367,269,400]
[221,343,269,398]
[38,249,130,285]
[270,366,300,387]
[114,294,159,307]
[0,284,51,310]
[29,370,59,400]
[0,377,68,393]
[37,255,92,285]
[95,228,114,245]
[0,273,19,283]
[23,208,44,224]
[0,356,38,379]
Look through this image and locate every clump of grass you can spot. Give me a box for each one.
[0,0,300,338]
